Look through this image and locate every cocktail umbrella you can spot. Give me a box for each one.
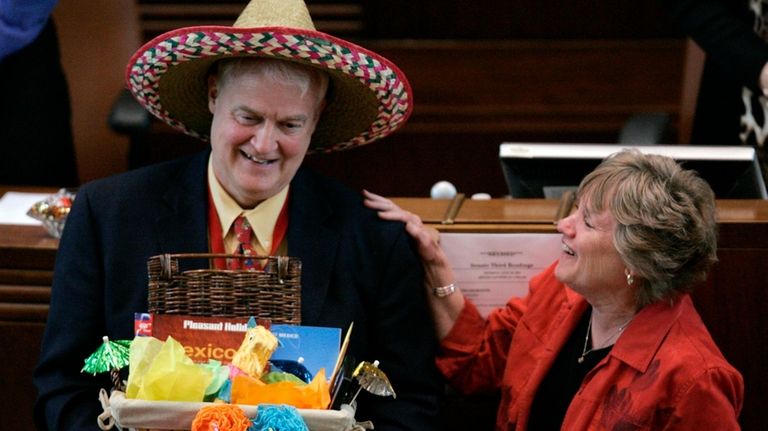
[349,360,396,404]
[81,336,132,391]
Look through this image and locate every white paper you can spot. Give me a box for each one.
[500,143,758,161]
[440,233,562,317]
[0,191,48,225]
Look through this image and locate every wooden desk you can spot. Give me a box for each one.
[0,234,55,430]
[0,188,58,430]
[2,193,766,430]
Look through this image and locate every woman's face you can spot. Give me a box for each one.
[554,195,627,297]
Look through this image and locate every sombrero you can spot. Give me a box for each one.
[125,0,412,153]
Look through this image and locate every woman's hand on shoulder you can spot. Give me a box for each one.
[363,190,444,263]
[364,190,464,335]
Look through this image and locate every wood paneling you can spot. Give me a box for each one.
[0,322,46,431]
[697,250,768,430]
[362,0,679,39]
[54,0,141,183]
[136,1,364,41]
[306,39,685,197]
[133,39,686,197]
[0,189,57,430]
[52,0,691,193]
[64,1,688,198]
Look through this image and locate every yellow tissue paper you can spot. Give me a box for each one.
[230,368,331,409]
[125,336,164,399]
[129,336,213,402]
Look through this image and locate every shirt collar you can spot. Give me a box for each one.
[207,158,289,252]
[608,294,687,373]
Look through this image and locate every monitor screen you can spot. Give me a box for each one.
[499,143,768,199]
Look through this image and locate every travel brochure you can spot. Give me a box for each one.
[135,313,341,381]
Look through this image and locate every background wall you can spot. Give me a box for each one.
[53,0,689,195]
[53,0,143,183]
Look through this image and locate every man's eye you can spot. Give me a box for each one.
[237,113,258,124]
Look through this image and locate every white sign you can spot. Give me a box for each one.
[0,192,47,225]
[440,233,562,317]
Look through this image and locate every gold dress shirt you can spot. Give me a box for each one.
[207,158,289,256]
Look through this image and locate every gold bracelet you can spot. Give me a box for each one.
[432,283,456,298]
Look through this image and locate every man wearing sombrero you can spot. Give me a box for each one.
[33,0,442,429]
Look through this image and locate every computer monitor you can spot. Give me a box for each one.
[499,143,768,199]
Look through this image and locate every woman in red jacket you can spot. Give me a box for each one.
[365,149,744,430]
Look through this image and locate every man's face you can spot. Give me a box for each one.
[207,66,324,208]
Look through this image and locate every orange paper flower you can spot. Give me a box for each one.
[191,404,251,431]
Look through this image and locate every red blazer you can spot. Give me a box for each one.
[436,262,744,430]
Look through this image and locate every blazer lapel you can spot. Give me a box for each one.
[155,151,211,269]
[287,168,340,324]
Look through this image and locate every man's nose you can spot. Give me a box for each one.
[249,123,277,152]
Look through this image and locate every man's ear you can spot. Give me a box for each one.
[207,75,219,114]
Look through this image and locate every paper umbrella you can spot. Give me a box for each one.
[81,336,131,391]
[350,360,396,404]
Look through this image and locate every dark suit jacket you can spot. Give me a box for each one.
[34,150,442,430]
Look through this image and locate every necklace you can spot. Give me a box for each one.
[577,311,634,364]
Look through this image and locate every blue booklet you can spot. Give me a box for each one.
[270,324,341,381]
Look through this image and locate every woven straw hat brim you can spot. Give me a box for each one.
[126,26,413,153]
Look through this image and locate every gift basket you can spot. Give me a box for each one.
[104,389,359,431]
[146,253,302,323]
[88,254,389,431]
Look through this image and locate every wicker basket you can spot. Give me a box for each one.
[146,253,302,325]
[103,390,361,431]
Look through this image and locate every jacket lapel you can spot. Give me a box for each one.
[155,151,211,269]
[287,168,340,325]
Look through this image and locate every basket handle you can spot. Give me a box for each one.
[155,253,292,281]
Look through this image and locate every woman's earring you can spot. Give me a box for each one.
[625,268,634,286]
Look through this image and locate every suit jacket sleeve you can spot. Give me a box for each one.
[288,168,443,431]
[33,152,211,430]
[357,225,444,430]
[33,183,112,429]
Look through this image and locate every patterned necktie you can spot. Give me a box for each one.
[230,214,257,270]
